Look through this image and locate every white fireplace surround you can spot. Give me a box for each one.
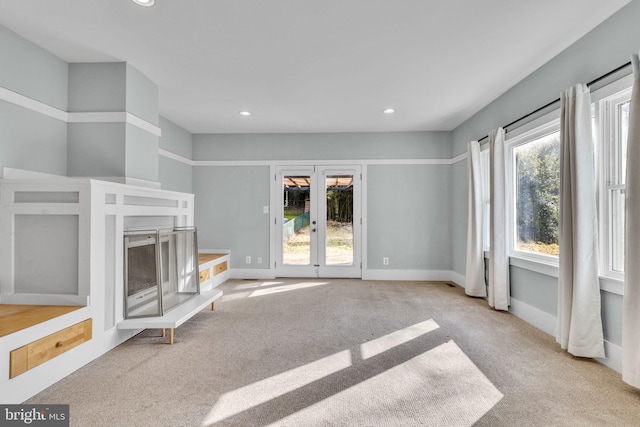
[0,168,196,403]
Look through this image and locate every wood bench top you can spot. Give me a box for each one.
[0,305,83,338]
[198,253,228,264]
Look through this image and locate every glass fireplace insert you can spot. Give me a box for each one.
[124,227,199,319]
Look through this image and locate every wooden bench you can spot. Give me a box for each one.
[198,252,230,291]
[1,305,92,379]
[116,290,222,344]
[0,305,84,338]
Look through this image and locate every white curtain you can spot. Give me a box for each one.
[488,128,509,311]
[623,53,640,388]
[466,140,486,297]
[556,84,605,358]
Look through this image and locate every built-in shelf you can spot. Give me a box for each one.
[198,252,230,291]
[117,290,223,344]
[0,177,203,403]
[0,305,84,338]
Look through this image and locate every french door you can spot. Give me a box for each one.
[275,165,361,278]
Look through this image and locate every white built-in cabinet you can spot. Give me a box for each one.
[0,177,201,403]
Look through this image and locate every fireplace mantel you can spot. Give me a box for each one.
[0,177,197,403]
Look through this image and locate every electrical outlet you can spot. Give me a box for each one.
[246,256,251,264]
[257,257,262,264]
[263,206,269,214]
[383,257,389,265]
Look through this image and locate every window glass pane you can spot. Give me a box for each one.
[598,90,631,276]
[325,175,354,266]
[282,175,311,265]
[611,188,625,272]
[514,131,560,256]
[618,100,630,185]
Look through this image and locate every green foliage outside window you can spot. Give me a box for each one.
[514,132,560,256]
[326,189,353,223]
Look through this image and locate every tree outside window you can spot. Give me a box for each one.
[513,131,560,256]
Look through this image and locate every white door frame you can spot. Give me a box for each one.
[274,165,362,278]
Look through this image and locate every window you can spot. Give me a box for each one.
[597,87,631,279]
[479,77,631,284]
[507,119,561,262]
[513,132,560,256]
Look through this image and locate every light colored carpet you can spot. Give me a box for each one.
[27,279,640,426]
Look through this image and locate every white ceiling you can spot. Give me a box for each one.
[0,0,631,134]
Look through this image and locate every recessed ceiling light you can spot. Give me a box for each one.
[239,111,251,116]
[383,108,396,114]
[131,0,155,7]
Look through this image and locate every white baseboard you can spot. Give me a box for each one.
[229,268,463,283]
[508,297,622,373]
[230,268,276,280]
[362,269,456,281]
[597,340,622,373]
[449,271,466,288]
[509,297,556,336]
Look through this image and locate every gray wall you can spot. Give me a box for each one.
[368,165,451,269]
[450,160,468,274]
[0,25,67,111]
[67,62,160,181]
[192,132,454,271]
[125,123,158,182]
[602,291,623,345]
[194,166,271,268]
[0,2,632,348]
[509,267,557,315]
[450,0,640,347]
[1,23,175,185]
[126,64,159,126]
[158,116,193,193]
[0,25,68,175]
[451,0,640,157]
[194,132,452,160]
[68,62,126,113]
[67,123,126,177]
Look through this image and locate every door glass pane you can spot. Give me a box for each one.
[282,175,311,265]
[325,175,354,266]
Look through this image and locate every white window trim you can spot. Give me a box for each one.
[480,77,633,297]
[505,116,561,266]
[590,73,632,293]
[590,73,633,104]
[594,86,632,282]
[599,275,624,296]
